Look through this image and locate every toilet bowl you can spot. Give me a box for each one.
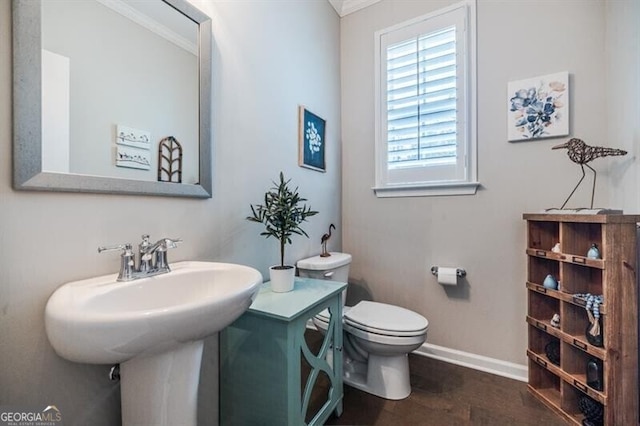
[297,253,429,400]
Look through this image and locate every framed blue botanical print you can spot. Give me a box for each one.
[298,106,326,172]
[507,71,570,141]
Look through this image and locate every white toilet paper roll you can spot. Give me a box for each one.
[437,267,458,286]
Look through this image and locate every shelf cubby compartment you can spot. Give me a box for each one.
[561,384,600,425]
[560,262,603,295]
[561,302,606,357]
[528,357,561,409]
[528,256,560,286]
[561,222,603,259]
[528,324,561,363]
[528,220,559,251]
[561,343,606,403]
[528,290,560,328]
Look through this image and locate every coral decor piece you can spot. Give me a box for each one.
[550,314,560,328]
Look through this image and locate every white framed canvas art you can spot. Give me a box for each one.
[507,72,569,142]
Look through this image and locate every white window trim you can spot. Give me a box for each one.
[373,0,478,198]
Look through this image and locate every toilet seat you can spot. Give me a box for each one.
[344,301,428,337]
[343,322,427,346]
[315,306,350,323]
[315,301,428,338]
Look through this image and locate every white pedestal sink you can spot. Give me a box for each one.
[45,261,262,426]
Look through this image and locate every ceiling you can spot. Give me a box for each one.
[328,0,382,17]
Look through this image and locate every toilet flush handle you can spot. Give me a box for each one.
[324,271,334,278]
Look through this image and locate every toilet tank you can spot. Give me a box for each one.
[297,252,352,283]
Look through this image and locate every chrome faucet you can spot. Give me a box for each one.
[139,235,181,273]
[97,243,137,281]
[98,235,182,281]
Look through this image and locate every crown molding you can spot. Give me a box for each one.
[329,0,382,17]
[95,0,197,55]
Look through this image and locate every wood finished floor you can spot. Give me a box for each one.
[304,330,568,426]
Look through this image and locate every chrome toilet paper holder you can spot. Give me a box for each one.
[430,266,466,277]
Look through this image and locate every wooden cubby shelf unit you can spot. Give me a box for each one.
[524,213,640,425]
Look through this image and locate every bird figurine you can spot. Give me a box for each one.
[552,138,627,209]
[320,224,335,257]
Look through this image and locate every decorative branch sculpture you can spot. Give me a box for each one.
[552,138,627,209]
[158,136,183,183]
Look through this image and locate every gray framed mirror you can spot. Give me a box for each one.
[13,0,212,198]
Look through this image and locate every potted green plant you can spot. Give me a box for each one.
[247,172,318,292]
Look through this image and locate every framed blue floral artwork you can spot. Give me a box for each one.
[298,106,326,172]
[507,72,569,142]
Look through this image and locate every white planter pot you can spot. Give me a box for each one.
[269,266,295,293]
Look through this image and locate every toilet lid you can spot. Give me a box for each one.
[297,252,352,270]
[344,301,428,336]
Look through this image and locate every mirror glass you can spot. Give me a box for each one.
[13,0,212,198]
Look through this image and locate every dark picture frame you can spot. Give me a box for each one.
[298,106,326,172]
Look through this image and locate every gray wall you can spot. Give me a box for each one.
[606,0,640,211]
[340,0,619,365]
[42,0,199,182]
[0,0,341,424]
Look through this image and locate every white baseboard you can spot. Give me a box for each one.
[413,342,528,382]
[306,321,528,382]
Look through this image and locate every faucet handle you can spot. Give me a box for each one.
[154,238,182,271]
[98,243,134,254]
[162,238,182,249]
[98,244,136,281]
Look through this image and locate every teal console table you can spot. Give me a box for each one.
[220,278,346,425]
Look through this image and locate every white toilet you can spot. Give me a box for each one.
[297,252,428,400]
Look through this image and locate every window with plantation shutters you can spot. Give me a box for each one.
[387,27,457,169]
[374,1,478,197]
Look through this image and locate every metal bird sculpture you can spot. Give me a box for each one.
[552,138,627,209]
[320,224,335,257]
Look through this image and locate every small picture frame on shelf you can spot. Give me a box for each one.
[298,106,326,172]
